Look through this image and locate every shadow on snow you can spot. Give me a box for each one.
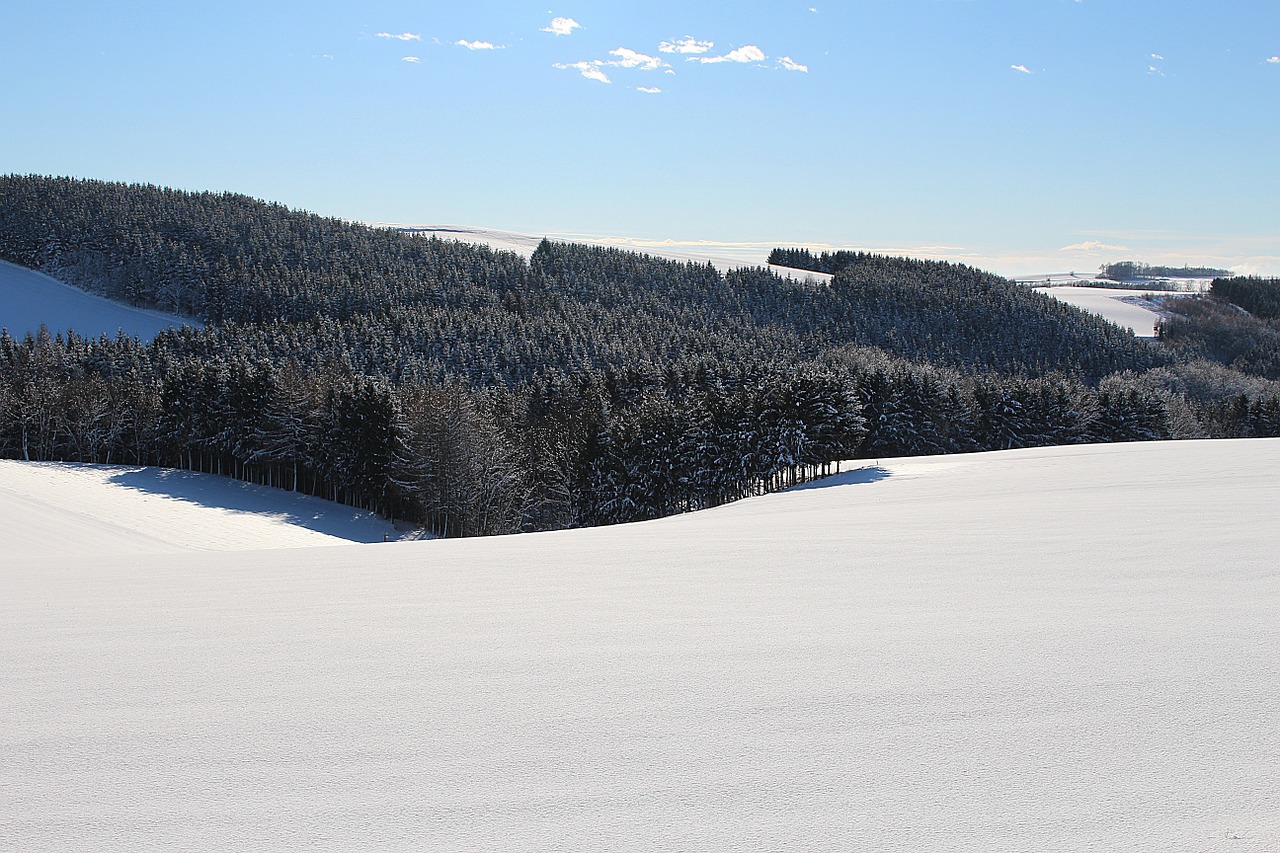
[786,465,891,492]
[106,467,396,543]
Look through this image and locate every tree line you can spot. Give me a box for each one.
[2,175,1277,536]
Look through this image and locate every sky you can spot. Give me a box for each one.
[2,1,1277,276]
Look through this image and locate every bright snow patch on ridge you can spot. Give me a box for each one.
[392,224,835,284]
[0,258,196,340]
[3,439,1279,850]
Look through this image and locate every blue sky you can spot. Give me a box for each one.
[3,1,1277,275]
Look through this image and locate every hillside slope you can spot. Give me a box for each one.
[3,439,1277,851]
[0,259,195,339]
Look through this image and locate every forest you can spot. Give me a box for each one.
[2,175,1279,536]
[1099,261,1230,281]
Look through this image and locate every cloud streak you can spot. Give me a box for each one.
[693,45,766,65]
[777,56,808,73]
[456,39,501,50]
[554,60,610,83]
[659,37,713,55]
[542,17,581,36]
[1011,64,1032,74]
[1060,241,1129,253]
[376,32,421,42]
[608,47,668,71]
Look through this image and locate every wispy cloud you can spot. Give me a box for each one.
[1148,65,1165,77]
[554,60,610,83]
[608,47,668,70]
[1011,64,1032,75]
[777,56,808,73]
[636,87,662,94]
[1151,53,1164,60]
[456,39,501,50]
[1268,56,1280,64]
[1060,241,1129,253]
[376,32,421,42]
[401,56,421,63]
[542,17,581,36]
[659,36,713,55]
[694,45,766,65]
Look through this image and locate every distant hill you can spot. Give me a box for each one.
[1100,260,1230,281]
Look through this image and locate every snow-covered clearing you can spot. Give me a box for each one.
[3,439,1278,850]
[0,259,196,340]
[1035,284,1182,337]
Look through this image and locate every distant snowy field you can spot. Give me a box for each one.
[0,259,196,340]
[1035,285,1179,337]
[3,440,1278,850]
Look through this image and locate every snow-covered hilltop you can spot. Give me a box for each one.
[3,439,1278,850]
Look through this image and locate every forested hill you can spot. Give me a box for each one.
[6,175,1273,538]
[1,175,1161,383]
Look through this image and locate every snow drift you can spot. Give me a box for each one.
[2,439,1278,850]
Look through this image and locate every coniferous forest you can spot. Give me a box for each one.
[3,175,1280,536]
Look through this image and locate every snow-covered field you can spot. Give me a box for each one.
[3,440,1278,851]
[1035,285,1179,337]
[0,259,196,340]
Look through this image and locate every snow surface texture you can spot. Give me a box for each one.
[0,461,411,555]
[0,258,197,340]
[3,439,1279,851]
[1035,284,1177,337]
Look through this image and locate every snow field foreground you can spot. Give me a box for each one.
[3,440,1279,850]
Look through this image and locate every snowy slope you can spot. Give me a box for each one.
[1035,284,1175,337]
[3,439,1278,851]
[0,461,414,556]
[0,259,197,340]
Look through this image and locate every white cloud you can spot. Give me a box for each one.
[554,60,610,83]
[636,87,662,94]
[376,32,421,42]
[542,17,581,36]
[694,45,766,65]
[1151,53,1164,60]
[608,47,668,70]
[1268,56,1280,64]
[1148,65,1164,76]
[1060,241,1129,253]
[456,39,501,50]
[1011,64,1032,74]
[401,56,420,63]
[777,56,808,73]
[659,37,713,55]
